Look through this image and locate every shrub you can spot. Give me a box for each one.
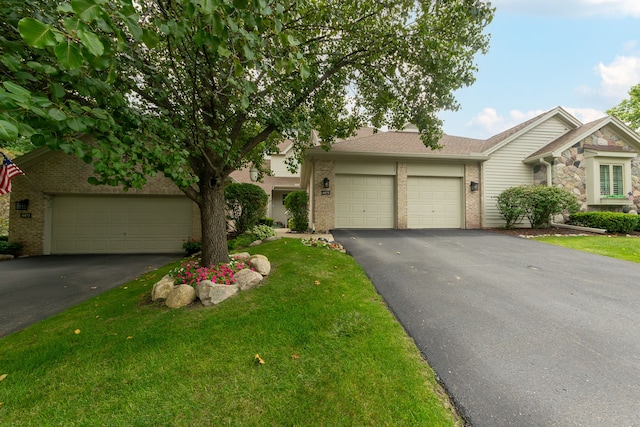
[496,185,579,229]
[250,224,276,240]
[259,217,274,227]
[0,240,23,256]
[224,183,268,234]
[182,238,202,255]
[169,258,251,286]
[284,191,309,232]
[496,186,528,228]
[227,233,258,251]
[569,212,639,233]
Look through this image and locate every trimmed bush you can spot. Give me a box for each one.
[259,217,274,227]
[495,185,579,229]
[224,183,268,234]
[569,212,639,233]
[496,186,528,228]
[0,240,23,256]
[284,191,309,232]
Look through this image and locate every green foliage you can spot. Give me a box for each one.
[284,191,309,232]
[250,224,276,240]
[0,239,23,256]
[569,212,639,234]
[224,183,268,234]
[182,238,202,255]
[496,185,579,229]
[608,83,640,131]
[259,217,274,227]
[496,186,528,228]
[227,233,257,251]
[0,240,459,425]
[1,0,494,265]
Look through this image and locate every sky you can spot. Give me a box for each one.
[437,0,640,139]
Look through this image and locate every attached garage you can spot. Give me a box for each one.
[51,195,194,254]
[335,174,395,228]
[407,177,462,228]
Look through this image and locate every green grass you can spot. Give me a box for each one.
[535,235,640,263]
[0,239,459,426]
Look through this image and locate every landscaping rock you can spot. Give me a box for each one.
[0,254,14,262]
[196,280,239,306]
[265,236,281,242]
[249,254,271,276]
[165,284,196,308]
[249,240,263,247]
[231,252,251,261]
[235,269,263,291]
[151,275,175,301]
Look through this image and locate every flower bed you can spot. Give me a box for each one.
[169,257,250,286]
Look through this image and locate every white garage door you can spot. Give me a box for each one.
[335,175,394,228]
[51,196,193,254]
[407,177,462,228]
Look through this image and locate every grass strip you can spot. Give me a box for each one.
[0,238,460,426]
[534,235,640,263]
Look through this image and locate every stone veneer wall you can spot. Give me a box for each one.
[9,150,200,255]
[533,127,640,213]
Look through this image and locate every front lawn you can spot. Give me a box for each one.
[534,235,640,263]
[0,239,460,426]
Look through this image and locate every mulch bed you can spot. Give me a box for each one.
[487,227,640,238]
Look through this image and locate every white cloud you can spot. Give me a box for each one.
[494,0,640,17]
[465,107,608,138]
[465,108,545,137]
[578,55,640,101]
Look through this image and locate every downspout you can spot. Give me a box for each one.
[539,158,552,187]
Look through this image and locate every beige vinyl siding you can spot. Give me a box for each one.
[483,118,571,227]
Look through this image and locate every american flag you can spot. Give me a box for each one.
[0,152,24,195]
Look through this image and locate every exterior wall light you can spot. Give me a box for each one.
[249,168,258,182]
[15,199,29,210]
[470,181,479,192]
[323,177,330,188]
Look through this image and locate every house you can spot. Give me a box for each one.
[229,139,301,227]
[301,107,640,232]
[9,148,201,255]
[9,138,303,256]
[9,106,640,256]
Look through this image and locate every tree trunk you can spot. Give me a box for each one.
[200,179,230,266]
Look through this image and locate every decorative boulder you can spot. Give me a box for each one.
[265,236,281,242]
[235,269,263,291]
[165,284,196,308]
[151,275,175,302]
[249,254,271,276]
[0,254,14,262]
[196,280,239,306]
[249,240,263,247]
[231,252,251,261]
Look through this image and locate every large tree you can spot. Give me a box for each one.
[608,83,640,131]
[1,0,494,265]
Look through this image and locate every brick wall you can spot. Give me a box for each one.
[312,160,335,232]
[9,149,200,255]
[464,163,482,228]
[396,162,408,229]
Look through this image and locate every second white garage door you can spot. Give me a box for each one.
[51,195,194,254]
[335,175,395,228]
[407,177,462,228]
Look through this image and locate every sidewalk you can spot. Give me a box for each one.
[275,228,335,241]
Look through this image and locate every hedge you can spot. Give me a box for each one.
[568,212,639,234]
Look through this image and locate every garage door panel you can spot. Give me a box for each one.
[335,174,394,228]
[52,196,193,254]
[408,177,462,228]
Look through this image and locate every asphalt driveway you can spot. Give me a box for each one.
[0,254,181,337]
[332,229,640,427]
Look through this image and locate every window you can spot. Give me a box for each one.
[599,164,623,196]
